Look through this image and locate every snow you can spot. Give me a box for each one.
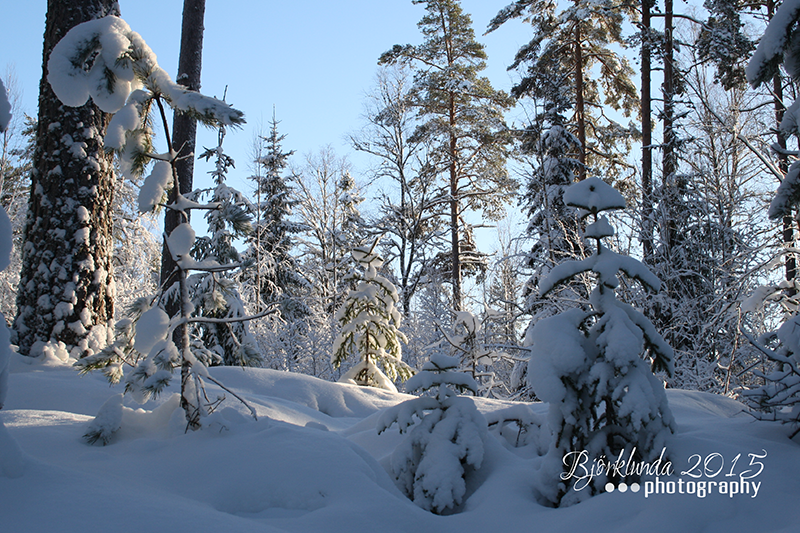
[563,176,626,215]
[167,223,196,262]
[138,161,172,213]
[0,362,799,530]
[746,0,800,87]
[133,306,170,355]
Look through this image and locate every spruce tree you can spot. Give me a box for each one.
[191,126,261,367]
[526,177,674,506]
[378,351,488,514]
[332,239,413,391]
[381,0,514,311]
[249,112,305,319]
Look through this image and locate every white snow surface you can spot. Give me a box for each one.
[1,361,799,531]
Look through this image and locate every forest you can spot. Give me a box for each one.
[2,0,800,524]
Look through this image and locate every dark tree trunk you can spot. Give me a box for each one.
[449,92,462,311]
[663,0,676,189]
[574,24,586,181]
[160,0,206,290]
[641,0,653,263]
[159,0,206,429]
[767,0,797,291]
[14,0,118,359]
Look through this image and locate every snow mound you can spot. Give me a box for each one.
[1,366,799,532]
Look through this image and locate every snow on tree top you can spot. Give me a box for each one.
[563,177,626,215]
[746,0,800,87]
[0,78,10,133]
[584,215,615,239]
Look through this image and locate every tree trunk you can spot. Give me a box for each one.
[641,0,653,263]
[160,0,206,290]
[663,0,676,188]
[14,0,118,359]
[449,91,462,311]
[768,0,797,291]
[574,24,586,181]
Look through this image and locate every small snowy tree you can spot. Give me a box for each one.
[332,239,413,391]
[50,15,264,435]
[526,177,675,506]
[377,352,488,514]
[433,309,508,397]
[191,125,261,367]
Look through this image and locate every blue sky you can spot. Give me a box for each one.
[2,1,529,181]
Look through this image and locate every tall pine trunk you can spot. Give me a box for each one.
[160,0,206,290]
[767,0,797,291]
[449,92,462,311]
[14,0,118,359]
[574,23,586,181]
[641,0,653,263]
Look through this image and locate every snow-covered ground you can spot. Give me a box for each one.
[1,356,798,533]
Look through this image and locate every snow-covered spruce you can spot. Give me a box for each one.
[55,15,263,435]
[190,126,261,367]
[332,240,413,391]
[377,352,488,514]
[246,113,306,318]
[526,177,675,506]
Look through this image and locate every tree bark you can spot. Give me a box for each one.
[160,0,206,290]
[14,0,118,359]
[767,0,796,290]
[449,91,462,311]
[641,0,653,263]
[574,24,586,181]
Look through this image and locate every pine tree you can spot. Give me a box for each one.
[332,239,413,391]
[14,0,119,361]
[488,0,639,182]
[381,0,515,311]
[526,177,674,506]
[378,351,488,514]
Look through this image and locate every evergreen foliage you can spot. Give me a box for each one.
[525,177,674,506]
[381,0,514,310]
[249,113,306,319]
[377,351,488,514]
[488,0,639,182]
[740,4,800,435]
[332,239,413,391]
